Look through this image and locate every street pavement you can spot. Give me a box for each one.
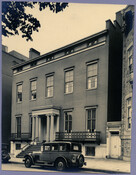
[1,156,130,174]
[84,157,130,173]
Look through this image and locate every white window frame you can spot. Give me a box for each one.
[64,111,72,133]
[16,82,23,103]
[86,107,97,132]
[64,67,74,94]
[127,97,132,129]
[127,43,133,74]
[30,78,37,100]
[16,115,21,138]
[46,73,54,98]
[86,61,98,90]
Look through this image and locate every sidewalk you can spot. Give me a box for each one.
[9,156,130,173]
[84,157,130,173]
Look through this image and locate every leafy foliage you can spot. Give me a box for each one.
[2,1,68,41]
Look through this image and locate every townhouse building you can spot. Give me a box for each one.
[2,45,28,149]
[10,15,123,158]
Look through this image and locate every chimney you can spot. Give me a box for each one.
[29,48,40,59]
[2,45,8,52]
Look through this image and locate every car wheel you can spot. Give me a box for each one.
[55,158,66,171]
[78,155,84,167]
[25,157,32,168]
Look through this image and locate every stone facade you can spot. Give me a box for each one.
[118,5,134,160]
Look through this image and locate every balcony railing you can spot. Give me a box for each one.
[55,131,101,144]
[11,133,32,141]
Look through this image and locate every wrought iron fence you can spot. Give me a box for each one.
[55,131,100,143]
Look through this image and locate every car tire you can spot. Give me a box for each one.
[78,155,84,168]
[55,158,66,171]
[25,157,32,168]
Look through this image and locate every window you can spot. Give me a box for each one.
[87,108,96,132]
[16,143,21,150]
[30,79,37,100]
[59,144,66,151]
[87,63,98,89]
[85,147,95,156]
[30,61,37,67]
[65,69,73,94]
[17,67,22,72]
[17,83,22,102]
[71,143,81,152]
[46,75,54,97]
[127,45,133,74]
[127,98,132,129]
[52,144,58,151]
[65,49,74,55]
[44,145,51,151]
[64,111,72,133]
[16,117,21,138]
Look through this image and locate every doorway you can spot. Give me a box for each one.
[110,132,121,158]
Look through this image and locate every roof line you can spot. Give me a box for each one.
[12,29,108,69]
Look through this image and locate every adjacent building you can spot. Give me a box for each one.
[118,5,134,160]
[2,45,28,149]
[10,16,123,158]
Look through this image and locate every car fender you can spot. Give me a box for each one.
[24,154,34,164]
[55,156,68,167]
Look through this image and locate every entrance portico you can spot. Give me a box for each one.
[31,106,60,142]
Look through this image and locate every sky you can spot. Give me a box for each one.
[2,3,126,57]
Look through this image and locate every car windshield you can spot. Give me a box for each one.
[71,143,81,152]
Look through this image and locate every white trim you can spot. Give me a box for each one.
[13,42,106,76]
[32,108,59,116]
[125,93,133,100]
[127,41,133,50]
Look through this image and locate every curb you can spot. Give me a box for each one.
[82,167,130,174]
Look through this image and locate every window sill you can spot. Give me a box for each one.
[29,99,37,101]
[127,128,131,131]
[17,102,22,104]
[86,88,97,91]
[45,96,53,99]
[64,92,73,95]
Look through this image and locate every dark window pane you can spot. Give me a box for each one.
[85,147,95,156]
[87,120,91,130]
[69,121,72,131]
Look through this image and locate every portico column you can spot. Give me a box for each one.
[38,117,41,142]
[46,115,50,142]
[50,114,54,141]
[32,116,35,140]
[36,116,39,141]
[56,115,60,132]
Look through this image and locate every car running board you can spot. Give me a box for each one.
[35,161,54,167]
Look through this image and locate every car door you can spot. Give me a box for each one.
[40,144,51,163]
[50,143,59,162]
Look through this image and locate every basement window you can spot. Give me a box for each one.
[85,146,95,156]
[16,143,21,150]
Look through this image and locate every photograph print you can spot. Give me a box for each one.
[1,1,134,174]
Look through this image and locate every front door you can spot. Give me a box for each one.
[110,132,120,158]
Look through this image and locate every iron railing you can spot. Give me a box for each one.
[55,131,101,143]
[11,133,32,140]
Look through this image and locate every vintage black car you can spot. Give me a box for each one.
[24,141,86,170]
[2,143,11,163]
